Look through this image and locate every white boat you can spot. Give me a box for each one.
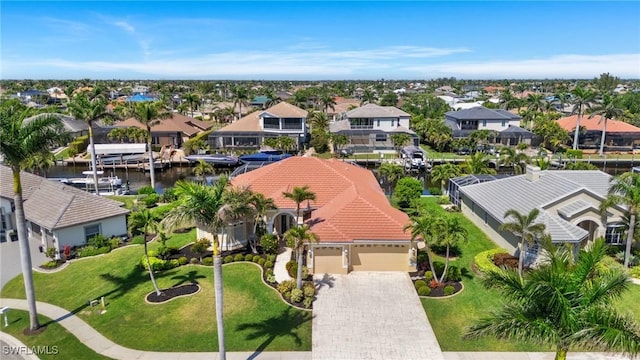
[51,170,128,196]
[400,146,432,172]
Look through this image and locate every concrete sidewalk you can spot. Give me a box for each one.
[273,247,293,283]
[0,298,310,360]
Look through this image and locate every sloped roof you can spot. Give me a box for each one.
[262,102,307,118]
[231,157,411,243]
[557,115,640,133]
[445,106,521,120]
[459,170,613,242]
[215,102,307,133]
[345,103,410,118]
[0,166,129,230]
[116,113,210,136]
[557,199,597,219]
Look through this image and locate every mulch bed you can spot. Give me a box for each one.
[146,284,200,303]
[424,282,463,297]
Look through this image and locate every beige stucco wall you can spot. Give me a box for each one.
[350,244,411,272]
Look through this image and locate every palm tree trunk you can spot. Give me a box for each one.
[296,246,304,290]
[88,126,100,194]
[424,239,437,282]
[624,212,636,268]
[518,237,525,277]
[144,240,161,295]
[438,244,450,284]
[12,170,40,330]
[213,251,226,360]
[573,112,581,150]
[599,116,606,157]
[147,132,156,189]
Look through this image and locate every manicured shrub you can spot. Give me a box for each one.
[42,261,60,269]
[394,177,423,208]
[191,238,211,261]
[178,256,188,265]
[286,260,298,278]
[160,187,178,203]
[45,247,57,261]
[140,256,166,271]
[234,254,244,262]
[414,280,427,290]
[303,285,316,298]
[424,271,434,281]
[77,245,110,258]
[428,187,443,196]
[257,258,266,266]
[445,266,462,282]
[266,254,276,263]
[302,266,309,279]
[264,260,274,269]
[474,248,510,274]
[303,297,313,309]
[435,195,449,204]
[108,238,122,250]
[202,257,214,266]
[88,234,109,248]
[190,258,199,264]
[566,149,583,159]
[277,279,296,294]
[168,259,180,269]
[630,266,640,279]
[266,273,276,283]
[252,256,261,263]
[223,255,234,264]
[417,286,431,296]
[245,254,254,262]
[143,193,160,207]
[260,234,279,255]
[137,185,157,195]
[428,279,440,289]
[443,285,455,296]
[290,288,304,303]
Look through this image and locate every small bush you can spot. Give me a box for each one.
[277,279,296,294]
[435,195,449,204]
[303,285,316,298]
[395,177,424,208]
[108,238,122,250]
[160,187,178,203]
[267,254,276,263]
[202,257,214,266]
[191,238,211,259]
[424,271,434,281]
[140,256,166,271]
[132,236,145,245]
[245,254,254,262]
[266,273,276,283]
[138,185,157,195]
[428,187,443,196]
[168,259,180,269]
[234,254,244,262]
[475,248,510,274]
[286,260,298,278]
[223,255,234,264]
[143,193,160,207]
[443,285,455,296]
[417,286,431,296]
[88,234,109,248]
[414,280,427,290]
[446,266,462,282]
[630,266,640,279]
[45,247,57,260]
[260,234,279,255]
[178,256,188,265]
[264,260,274,269]
[42,261,60,269]
[566,149,583,159]
[493,252,519,269]
[258,258,266,266]
[253,256,261,263]
[190,258,199,264]
[302,266,309,279]
[77,245,110,258]
[428,279,440,289]
[303,297,313,309]
[290,288,304,303]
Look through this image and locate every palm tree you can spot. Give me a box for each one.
[183,92,200,118]
[498,146,530,174]
[589,92,625,156]
[217,185,256,252]
[0,101,68,331]
[360,89,376,106]
[248,193,277,253]
[283,225,318,289]
[230,85,250,120]
[24,151,55,178]
[193,159,214,184]
[126,101,171,189]
[430,163,461,194]
[463,152,497,175]
[403,213,442,281]
[331,133,350,156]
[128,209,162,296]
[465,238,640,360]
[499,208,546,276]
[68,93,118,194]
[390,133,411,155]
[282,185,316,227]
[601,172,640,268]
[310,111,330,134]
[378,162,404,196]
[525,93,546,115]
[319,93,337,113]
[500,89,521,110]
[435,215,468,283]
[161,177,229,360]
[570,86,596,150]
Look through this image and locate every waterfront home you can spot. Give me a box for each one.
[445,106,522,138]
[457,165,627,264]
[201,157,416,274]
[557,115,640,151]
[115,113,211,147]
[329,103,419,153]
[208,102,308,150]
[0,165,129,286]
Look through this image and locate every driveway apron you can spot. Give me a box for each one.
[312,272,444,360]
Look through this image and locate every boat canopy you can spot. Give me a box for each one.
[89,143,147,155]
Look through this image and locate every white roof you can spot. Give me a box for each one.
[89,143,147,155]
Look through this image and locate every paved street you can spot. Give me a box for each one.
[312,271,444,360]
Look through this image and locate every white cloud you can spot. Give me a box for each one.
[114,21,136,33]
[402,54,640,79]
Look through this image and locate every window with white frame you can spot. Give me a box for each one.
[605,224,625,244]
[84,224,101,242]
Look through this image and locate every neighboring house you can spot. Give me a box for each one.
[328,97,360,121]
[215,157,416,274]
[131,85,150,95]
[0,166,129,286]
[115,113,211,147]
[457,166,627,265]
[250,96,270,109]
[557,115,640,151]
[445,106,522,138]
[330,103,418,153]
[208,102,308,150]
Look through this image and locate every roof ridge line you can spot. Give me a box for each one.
[51,191,75,229]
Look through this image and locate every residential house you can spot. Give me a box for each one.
[330,103,418,153]
[445,106,526,142]
[250,96,270,109]
[557,115,640,151]
[208,102,308,150]
[328,97,360,121]
[0,166,129,287]
[210,157,416,274]
[131,85,150,95]
[115,113,211,147]
[457,166,627,264]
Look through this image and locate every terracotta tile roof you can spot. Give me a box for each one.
[231,157,411,243]
[115,113,211,137]
[0,166,129,230]
[557,115,640,133]
[216,102,307,133]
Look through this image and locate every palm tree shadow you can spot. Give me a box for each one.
[98,266,179,300]
[170,270,205,287]
[314,273,335,290]
[236,307,313,359]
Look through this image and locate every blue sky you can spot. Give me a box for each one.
[1,1,639,80]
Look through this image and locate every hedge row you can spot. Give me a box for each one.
[474,248,510,274]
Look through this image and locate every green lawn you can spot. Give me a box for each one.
[420,144,469,160]
[1,311,111,360]
[417,197,640,351]
[1,231,312,352]
[54,148,70,161]
[106,195,136,210]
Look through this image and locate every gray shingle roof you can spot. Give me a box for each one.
[0,166,129,230]
[557,199,597,219]
[536,212,588,243]
[445,106,521,120]
[345,104,410,118]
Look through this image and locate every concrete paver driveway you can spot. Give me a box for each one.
[313,272,444,360]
